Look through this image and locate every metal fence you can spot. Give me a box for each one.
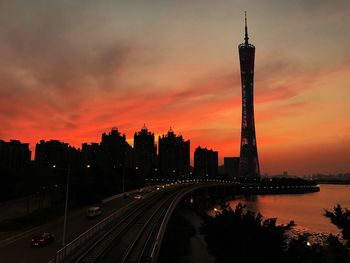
[57,198,139,262]
[54,185,157,262]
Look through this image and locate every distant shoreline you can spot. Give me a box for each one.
[316,180,350,185]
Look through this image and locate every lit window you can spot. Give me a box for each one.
[241,138,248,145]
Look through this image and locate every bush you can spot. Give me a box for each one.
[200,203,294,263]
[325,204,350,247]
[201,203,350,263]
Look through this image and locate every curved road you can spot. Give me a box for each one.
[0,181,238,263]
[68,182,225,263]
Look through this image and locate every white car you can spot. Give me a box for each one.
[133,194,143,200]
[86,206,102,218]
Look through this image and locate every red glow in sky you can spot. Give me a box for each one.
[1,1,349,175]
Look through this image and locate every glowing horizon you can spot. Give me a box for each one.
[1,1,349,175]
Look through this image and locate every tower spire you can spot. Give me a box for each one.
[244,11,249,44]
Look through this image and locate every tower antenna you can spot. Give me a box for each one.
[244,11,249,44]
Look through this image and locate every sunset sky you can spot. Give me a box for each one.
[0,0,349,175]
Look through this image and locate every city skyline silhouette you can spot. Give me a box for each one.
[0,1,349,175]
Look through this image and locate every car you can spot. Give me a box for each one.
[133,194,143,200]
[86,206,102,218]
[31,232,55,247]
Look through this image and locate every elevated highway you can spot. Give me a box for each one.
[0,179,318,263]
[56,179,318,262]
[56,181,232,263]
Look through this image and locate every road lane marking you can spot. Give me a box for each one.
[0,226,42,248]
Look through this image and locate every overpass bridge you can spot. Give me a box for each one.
[54,180,233,263]
[52,179,319,263]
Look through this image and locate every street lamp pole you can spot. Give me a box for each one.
[62,166,70,247]
[122,167,126,193]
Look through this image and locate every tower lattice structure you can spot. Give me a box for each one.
[238,12,260,178]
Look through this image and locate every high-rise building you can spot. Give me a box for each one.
[35,140,80,168]
[224,157,239,179]
[81,142,99,167]
[238,13,260,178]
[99,128,134,169]
[194,146,218,177]
[0,140,31,169]
[158,128,190,178]
[134,125,157,178]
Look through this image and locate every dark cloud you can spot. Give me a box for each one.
[253,54,320,103]
[173,73,240,100]
[0,1,134,136]
[0,1,132,96]
[0,1,349,173]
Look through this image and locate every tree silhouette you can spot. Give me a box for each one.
[286,233,350,263]
[200,203,294,262]
[325,204,350,247]
[201,203,350,263]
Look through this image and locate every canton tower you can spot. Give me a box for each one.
[238,12,260,178]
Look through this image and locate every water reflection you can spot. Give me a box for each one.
[228,195,259,214]
[222,184,350,234]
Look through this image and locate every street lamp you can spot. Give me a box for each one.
[122,167,125,193]
[53,164,70,247]
[62,166,70,247]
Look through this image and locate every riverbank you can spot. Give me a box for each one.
[159,184,350,262]
[158,204,215,263]
[223,183,320,195]
[317,180,350,185]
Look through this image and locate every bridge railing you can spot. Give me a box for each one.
[54,182,212,262]
[55,207,118,262]
[54,185,160,262]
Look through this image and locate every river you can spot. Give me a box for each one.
[160,184,350,262]
[217,184,350,234]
